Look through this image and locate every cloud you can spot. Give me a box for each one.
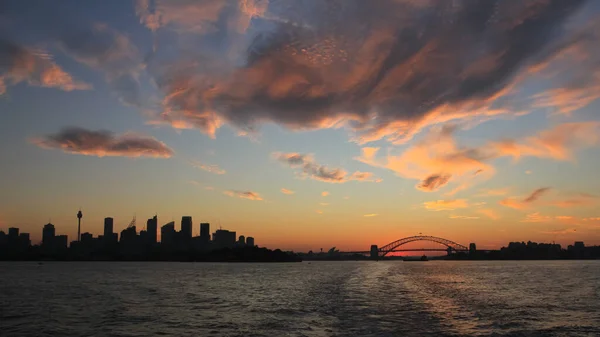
[501,189,597,210]
[273,152,380,183]
[490,122,600,161]
[478,208,500,220]
[500,187,551,210]
[423,199,468,212]
[321,191,329,197]
[280,188,294,195]
[223,190,263,200]
[0,0,145,107]
[356,125,494,193]
[190,160,226,174]
[138,0,593,143]
[525,170,532,175]
[135,0,267,34]
[552,193,598,208]
[449,215,479,220]
[316,210,323,214]
[188,180,215,191]
[32,127,174,158]
[363,214,378,217]
[0,40,91,95]
[524,188,552,203]
[541,228,578,235]
[521,212,554,223]
[357,122,600,193]
[477,188,511,197]
[57,23,143,106]
[417,174,452,192]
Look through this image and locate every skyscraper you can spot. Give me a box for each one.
[238,235,246,246]
[246,237,255,247]
[161,222,176,246]
[181,216,192,240]
[200,222,210,241]
[42,223,55,246]
[213,229,236,248]
[147,215,157,244]
[104,217,114,238]
[8,227,19,238]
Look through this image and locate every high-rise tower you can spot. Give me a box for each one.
[77,209,83,242]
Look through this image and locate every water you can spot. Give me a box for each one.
[1,261,599,336]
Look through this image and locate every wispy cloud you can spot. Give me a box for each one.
[223,190,263,201]
[552,193,598,208]
[319,203,329,206]
[0,40,91,95]
[477,188,511,197]
[500,187,552,210]
[478,209,500,220]
[273,152,381,183]
[188,180,215,191]
[423,199,469,212]
[321,191,329,197]
[449,215,479,220]
[316,210,323,214]
[363,214,378,217]
[500,189,597,210]
[32,127,174,158]
[190,160,226,174]
[280,188,294,195]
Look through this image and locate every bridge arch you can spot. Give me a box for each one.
[378,235,468,257]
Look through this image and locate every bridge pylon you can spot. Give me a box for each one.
[370,245,379,259]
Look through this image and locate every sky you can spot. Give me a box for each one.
[1,0,600,252]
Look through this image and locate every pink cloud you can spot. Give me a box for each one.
[357,122,600,194]
[478,208,500,220]
[423,199,469,212]
[32,127,174,158]
[190,160,226,174]
[0,41,91,95]
[280,188,294,195]
[500,187,552,210]
[223,190,263,201]
[274,152,381,184]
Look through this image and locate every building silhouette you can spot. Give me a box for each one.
[104,217,113,238]
[200,223,210,242]
[147,215,158,245]
[161,221,176,247]
[42,223,55,246]
[0,214,265,261]
[181,216,192,241]
[213,229,236,249]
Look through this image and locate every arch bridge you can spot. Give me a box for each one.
[370,235,469,258]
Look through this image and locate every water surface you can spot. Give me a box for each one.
[1,261,598,336]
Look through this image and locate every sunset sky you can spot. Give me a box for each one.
[1,0,600,251]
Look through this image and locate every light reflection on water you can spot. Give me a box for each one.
[0,261,598,336]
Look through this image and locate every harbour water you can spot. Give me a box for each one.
[1,261,598,336]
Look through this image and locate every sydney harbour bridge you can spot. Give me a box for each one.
[345,235,473,259]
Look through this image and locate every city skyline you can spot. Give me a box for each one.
[2,1,600,252]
